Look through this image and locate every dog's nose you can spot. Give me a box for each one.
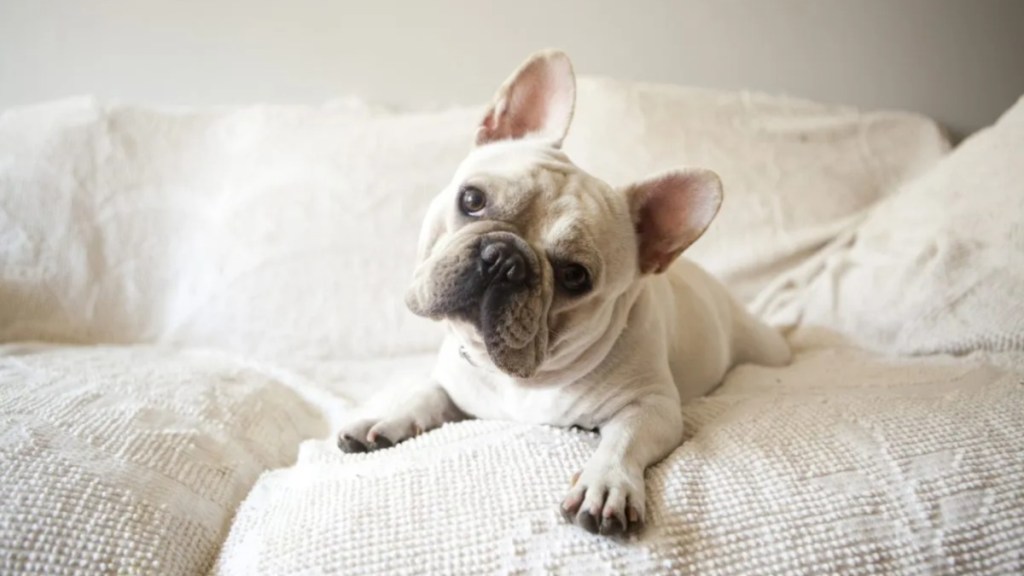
[480,240,528,285]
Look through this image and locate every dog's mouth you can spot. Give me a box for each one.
[406,231,549,378]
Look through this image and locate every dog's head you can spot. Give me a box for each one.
[406,50,722,379]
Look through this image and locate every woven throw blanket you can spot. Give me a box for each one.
[214,347,1024,575]
[0,345,327,575]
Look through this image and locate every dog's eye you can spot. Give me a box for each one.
[458,186,487,216]
[557,263,592,294]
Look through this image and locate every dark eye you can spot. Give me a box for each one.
[459,186,487,216]
[557,263,592,294]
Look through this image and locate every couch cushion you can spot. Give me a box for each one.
[756,95,1024,365]
[0,344,326,574]
[0,98,476,360]
[566,77,950,302]
[212,347,1023,575]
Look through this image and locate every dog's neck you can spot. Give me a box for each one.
[447,279,647,388]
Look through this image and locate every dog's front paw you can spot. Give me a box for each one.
[560,463,645,536]
[336,417,423,453]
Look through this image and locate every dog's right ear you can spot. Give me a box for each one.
[476,50,576,148]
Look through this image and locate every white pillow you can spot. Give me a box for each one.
[566,77,950,302]
[757,95,1024,360]
[0,344,326,574]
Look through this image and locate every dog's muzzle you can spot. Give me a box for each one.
[406,228,547,378]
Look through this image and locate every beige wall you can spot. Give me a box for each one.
[2,0,1022,136]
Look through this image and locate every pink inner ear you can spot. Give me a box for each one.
[477,52,574,146]
[633,170,723,274]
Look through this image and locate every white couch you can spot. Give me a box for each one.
[1,78,1022,575]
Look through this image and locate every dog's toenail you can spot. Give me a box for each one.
[338,434,367,453]
[599,515,624,536]
[370,436,393,450]
[577,510,600,534]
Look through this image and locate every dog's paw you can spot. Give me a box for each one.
[560,464,645,536]
[336,417,423,453]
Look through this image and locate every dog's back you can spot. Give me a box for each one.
[660,259,790,400]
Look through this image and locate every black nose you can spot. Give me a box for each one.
[480,240,529,285]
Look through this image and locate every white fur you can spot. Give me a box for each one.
[341,136,790,534]
[338,50,790,536]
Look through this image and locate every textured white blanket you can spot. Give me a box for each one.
[0,345,327,574]
[214,346,1024,575]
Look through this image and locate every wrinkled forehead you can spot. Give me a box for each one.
[451,139,633,273]
[453,139,614,225]
[454,138,575,185]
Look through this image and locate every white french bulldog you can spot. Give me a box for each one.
[337,50,790,536]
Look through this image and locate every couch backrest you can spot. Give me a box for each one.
[0,79,950,360]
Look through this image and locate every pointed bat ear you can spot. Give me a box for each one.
[475,50,576,148]
[625,168,723,274]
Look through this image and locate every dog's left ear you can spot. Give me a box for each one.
[625,169,723,274]
[476,50,576,148]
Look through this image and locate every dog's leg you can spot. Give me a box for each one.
[561,393,683,536]
[337,383,464,453]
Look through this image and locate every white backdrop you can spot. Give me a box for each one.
[2,0,1023,137]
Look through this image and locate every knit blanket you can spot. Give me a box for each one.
[213,345,1024,575]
